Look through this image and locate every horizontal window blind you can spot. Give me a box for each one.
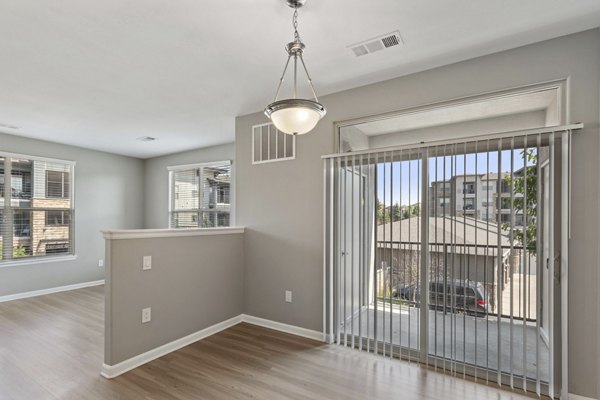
[1,154,75,263]
[169,161,231,228]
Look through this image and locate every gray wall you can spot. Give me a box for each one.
[104,232,244,365]
[368,110,546,149]
[0,132,144,296]
[235,29,600,398]
[143,143,235,229]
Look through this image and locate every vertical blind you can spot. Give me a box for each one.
[0,153,74,263]
[169,161,231,228]
[323,125,579,398]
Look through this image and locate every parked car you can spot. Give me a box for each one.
[393,279,488,316]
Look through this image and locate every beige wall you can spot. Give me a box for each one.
[235,29,600,398]
[104,231,244,365]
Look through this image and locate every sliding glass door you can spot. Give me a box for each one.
[325,128,573,397]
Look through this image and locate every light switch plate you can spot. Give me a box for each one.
[98,259,104,267]
[143,255,152,270]
[285,290,292,303]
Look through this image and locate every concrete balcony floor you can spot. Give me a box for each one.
[339,304,549,383]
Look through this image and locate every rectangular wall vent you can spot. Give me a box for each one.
[349,31,403,57]
[252,123,296,164]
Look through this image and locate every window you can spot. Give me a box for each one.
[168,161,231,228]
[463,198,475,210]
[463,181,476,194]
[500,180,511,193]
[46,210,70,226]
[46,170,70,198]
[498,197,512,210]
[1,153,74,263]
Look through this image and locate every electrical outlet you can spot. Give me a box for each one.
[142,255,152,271]
[285,290,292,303]
[98,259,104,267]
[142,307,152,323]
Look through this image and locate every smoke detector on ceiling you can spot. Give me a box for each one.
[136,136,156,142]
[349,31,404,57]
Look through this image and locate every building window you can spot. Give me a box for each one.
[463,198,475,210]
[46,170,70,198]
[46,210,70,226]
[0,154,74,263]
[168,161,231,228]
[498,197,512,210]
[463,182,476,195]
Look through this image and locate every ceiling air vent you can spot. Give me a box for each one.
[349,31,403,57]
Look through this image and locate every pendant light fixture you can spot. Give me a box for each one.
[264,0,326,135]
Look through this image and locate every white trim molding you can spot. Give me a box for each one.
[167,160,231,172]
[242,314,324,342]
[568,394,597,400]
[0,279,103,303]
[101,314,326,379]
[101,315,243,379]
[102,227,245,240]
[0,254,78,269]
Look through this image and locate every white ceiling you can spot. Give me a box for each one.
[0,0,599,159]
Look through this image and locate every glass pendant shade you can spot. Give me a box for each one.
[265,99,326,135]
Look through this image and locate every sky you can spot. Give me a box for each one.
[375,148,535,206]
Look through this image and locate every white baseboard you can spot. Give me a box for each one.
[569,394,597,400]
[101,314,325,379]
[0,279,104,303]
[101,315,243,379]
[241,314,324,342]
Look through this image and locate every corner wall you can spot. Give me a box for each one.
[0,132,144,296]
[235,29,600,398]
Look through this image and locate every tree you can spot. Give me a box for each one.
[0,243,29,258]
[502,149,537,255]
[391,203,402,221]
[402,204,420,219]
[376,201,420,225]
[376,199,390,225]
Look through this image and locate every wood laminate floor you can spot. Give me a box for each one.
[0,286,536,399]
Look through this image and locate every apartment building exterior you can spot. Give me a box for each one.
[429,172,524,226]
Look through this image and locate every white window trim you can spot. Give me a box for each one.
[0,254,78,269]
[167,160,231,172]
[0,150,76,265]
[167,160,233,228]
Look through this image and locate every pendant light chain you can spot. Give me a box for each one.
[293,7,301,42]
